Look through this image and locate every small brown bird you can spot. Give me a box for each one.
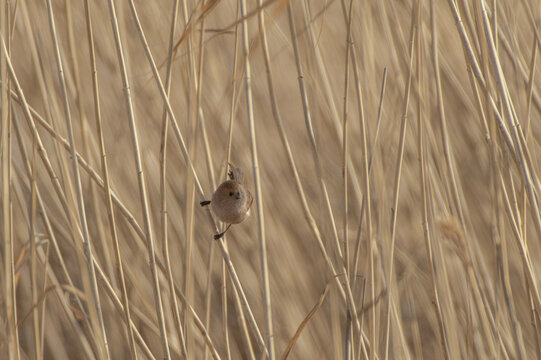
[200,164,253,239]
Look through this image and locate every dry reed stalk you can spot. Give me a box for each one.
[216,239,269,357]
[342,0,353,356]
[497,219,528,360]
[8,83,242,357]
[7,1,541,358]
[416,54,451,360]
[281,282,331,360]
[182,4,201,351]
[203,240,217,360]
[430,2,499,357]
[220,4,255,359]
[253,13,368,355]
[43,1,110,358]
[6,26,172,360]
[434,2,529,357]
[159,0,188,356]
[384,5,420,360]
[7,81,186,337]
[91,255,157,359]
[9,91,149,246]
[454,8,525,357]
[165,279,222,360]
[521,7,541,355]
[11,103,98,359]
[351,69,386,287]
[339,0,378,357]
[104,0,171,358]
[194,12,217,191]
[446,0,516,157]
[258,0,345,316]
[249,0,362,357]
[239,0,275,358]
[341,0,352,281]
[5,30,105,360]
[221,5,243,359]
[478,0,541,314]
[297,4,379,356]
[300,0,364,206]
[179,10,196,347]
[65,0,115,291]
[1,10,19,360]
[124,0,268,355]
[30,130,41,360]
[5,22,47,359]
[495,172,534,359]
[286,0,364,349]
[82,0,139,358]
[191,5,219,359]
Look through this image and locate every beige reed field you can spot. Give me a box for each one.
[3,0,541,359]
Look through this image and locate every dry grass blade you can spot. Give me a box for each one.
[281,282,331,360]
[17,285,56,328]
[170,0,280,57]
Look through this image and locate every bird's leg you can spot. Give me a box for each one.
[200,200,211,206]
[214,224,232,240]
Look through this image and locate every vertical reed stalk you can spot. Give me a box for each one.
[30,133,41,360]
[105,0,171,357]
[1,7,19,358]
[239,0,274,358]
[286,0,363,343]
[384,5,417,359]
[44,1,110,357]
[83,0,138,357]
[159,0,187,356]
[342,0,354,356]
[479,0,541,313]
[222,5,241,359]
[11,91,97,359]
[124,0,268,355]
[342,0,353,280]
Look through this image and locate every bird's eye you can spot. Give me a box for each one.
[229,192,233,196]
[237,191,241,197]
